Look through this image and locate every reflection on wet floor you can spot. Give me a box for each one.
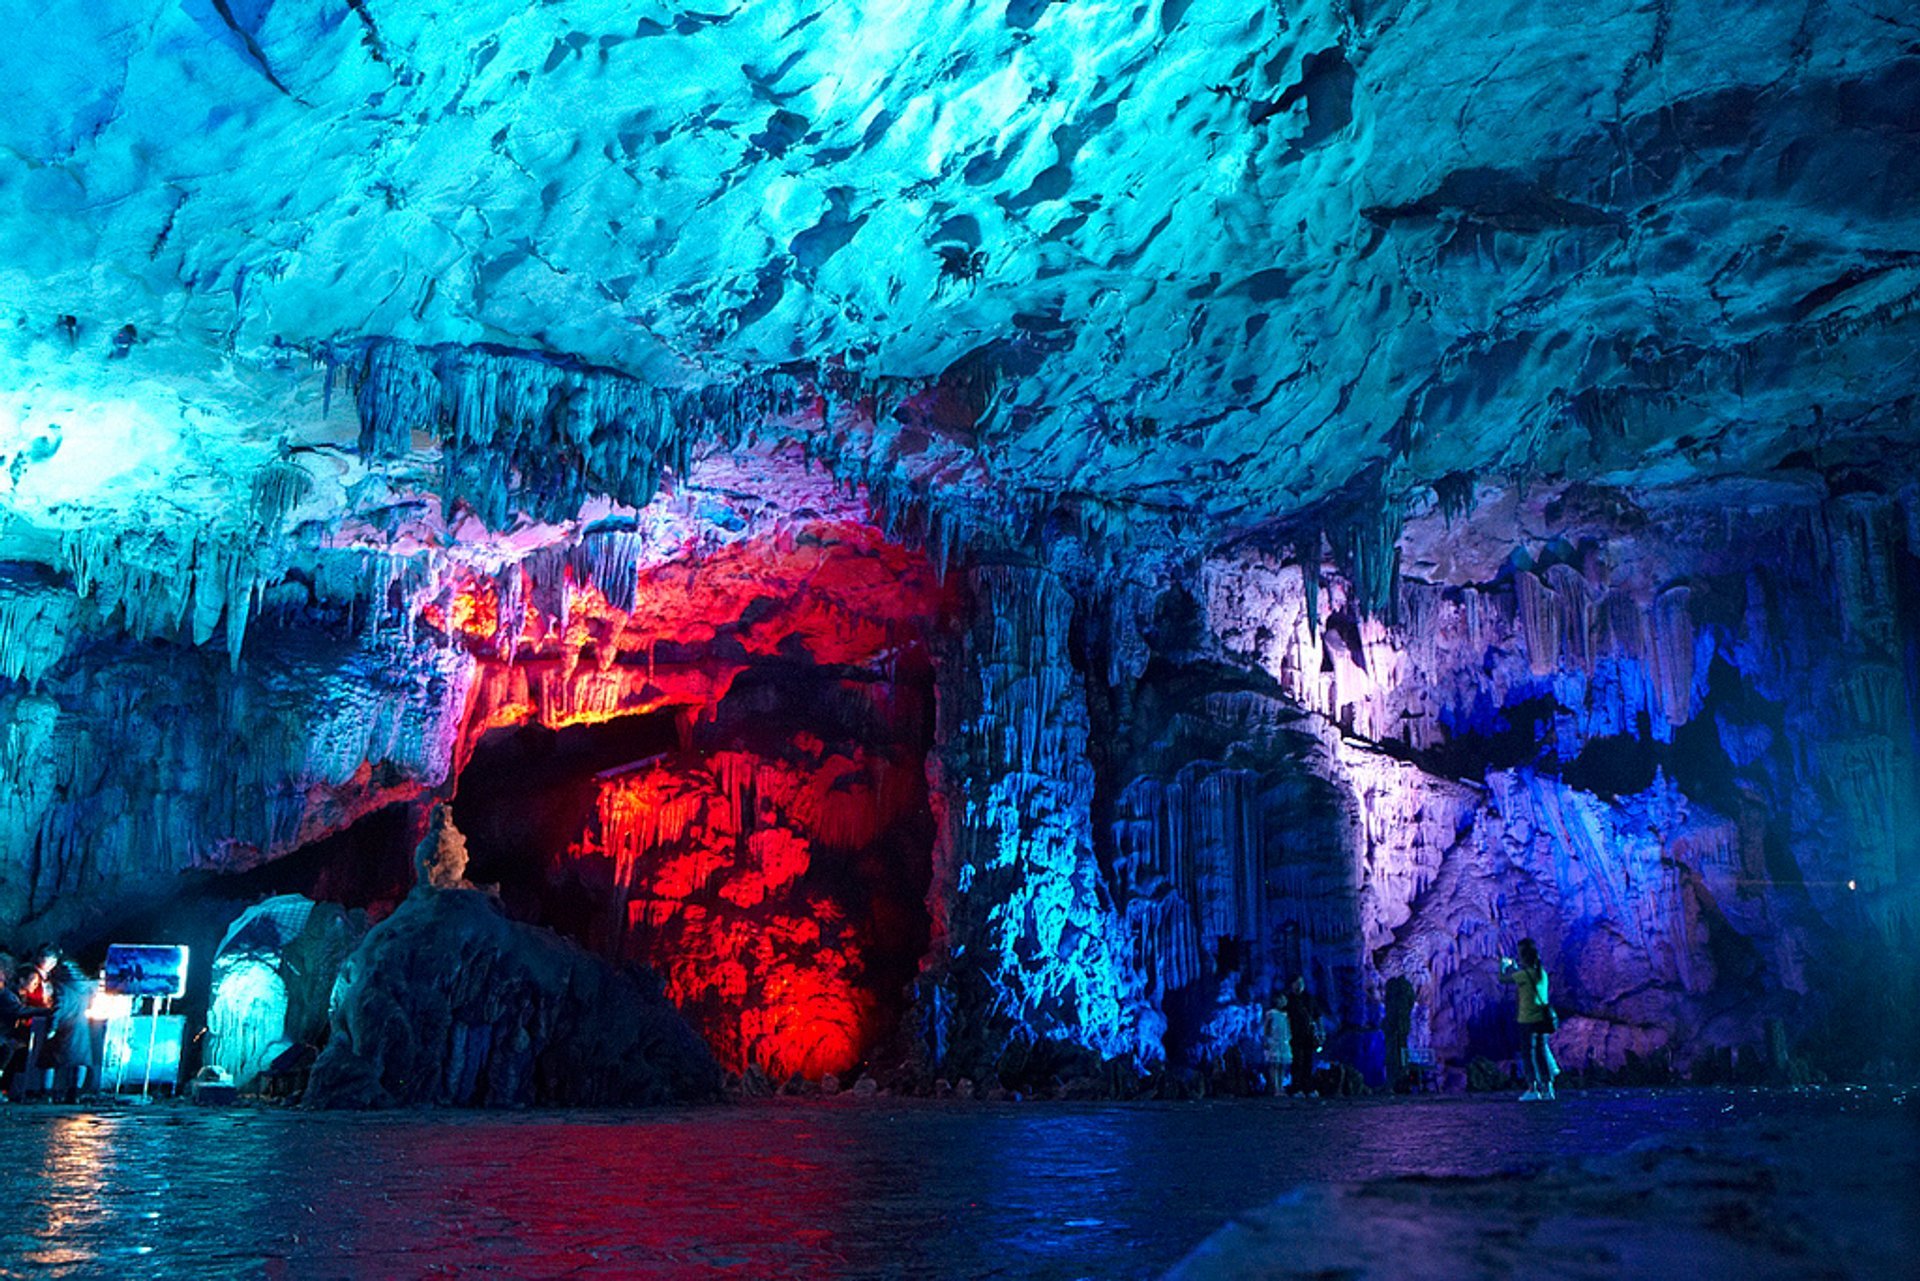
[0,1090,1900,1280]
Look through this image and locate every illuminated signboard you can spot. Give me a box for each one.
[102,944,190,999]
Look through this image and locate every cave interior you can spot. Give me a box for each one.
[0,0,1917,1102]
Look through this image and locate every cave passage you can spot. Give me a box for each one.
[449,659,938,1082]
[207,802,420,916]
[452,712,683,945]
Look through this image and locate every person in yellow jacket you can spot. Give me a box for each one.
[1498,938,1558,1100]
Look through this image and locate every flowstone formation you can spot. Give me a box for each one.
[0,1,1916,1098]
[1194,483,1920,1075]
[206,893,365,1090]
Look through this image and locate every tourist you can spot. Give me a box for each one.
[16,945,56,1011]
[43,954,99,1103]
[1281,976,1323,1095]
[1383,975,1416,1091]
[15,947,93,1102]
[8,946,59,1097]
[1263,998,1290,1094]
[1498,938,1558,1100]
[0,954,51,1101]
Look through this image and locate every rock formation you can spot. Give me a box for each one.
[206,893,365,1089]
[307,887,721,1108]
[0,1,1915,1095]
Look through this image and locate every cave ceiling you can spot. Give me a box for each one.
[1,0,1917,558]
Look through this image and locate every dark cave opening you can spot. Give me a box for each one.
[451,712,682,945]
[88,802,422,1074]
[209,802,419,915]
[704,660,940,1057]
[1561,732,1662,799]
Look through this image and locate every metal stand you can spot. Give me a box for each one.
[125,995,171,1104]
[21,1021,45,1098]
[140,998,159,1098]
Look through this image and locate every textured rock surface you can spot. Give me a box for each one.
[3,3,1915,528]
[206,892,365,1089]
[0,1,1915,1090]
[1191,483,1920,1070]
[307,886,721,1107]
[920,562,1160,1077]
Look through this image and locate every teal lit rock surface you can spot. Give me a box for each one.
[0,3,1914,1092]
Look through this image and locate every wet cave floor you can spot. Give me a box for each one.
[0,1088,1912,1280]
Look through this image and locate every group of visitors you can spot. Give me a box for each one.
[1261,975,1326,1095]
[0,945,93,1103]
[1261,938,1559,1100]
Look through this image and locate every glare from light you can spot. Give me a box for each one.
[0,387,181,509]
[86,991,133,1022]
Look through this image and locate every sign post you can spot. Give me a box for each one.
[101,945,189,1100]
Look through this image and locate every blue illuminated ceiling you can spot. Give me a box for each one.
[1,1,1917,536]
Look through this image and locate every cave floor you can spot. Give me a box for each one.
[0,1088,1909,1279]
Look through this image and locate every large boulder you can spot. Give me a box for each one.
[306,889,720,1108]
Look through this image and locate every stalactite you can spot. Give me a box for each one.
[340,339,878,532]
[56,527,270,671]
[1433,471,1477,526]
[353,340,439,459]
[1327,499,1404,622]
[1301,534,1321,639]
[1197,487,1920,1071]
[0,585,474,927]
[0,571,76,687]
[249,460,315,529]
[1514,569,1561,675]
[1647,586,1694,727]
[335,337,1003,594]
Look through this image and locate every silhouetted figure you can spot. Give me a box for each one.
[1499,938,1557,1100]
[8,946,57,1097]
[1282,975,1323,1094]
[43,955,97,1102]
[11,946,89,1100]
